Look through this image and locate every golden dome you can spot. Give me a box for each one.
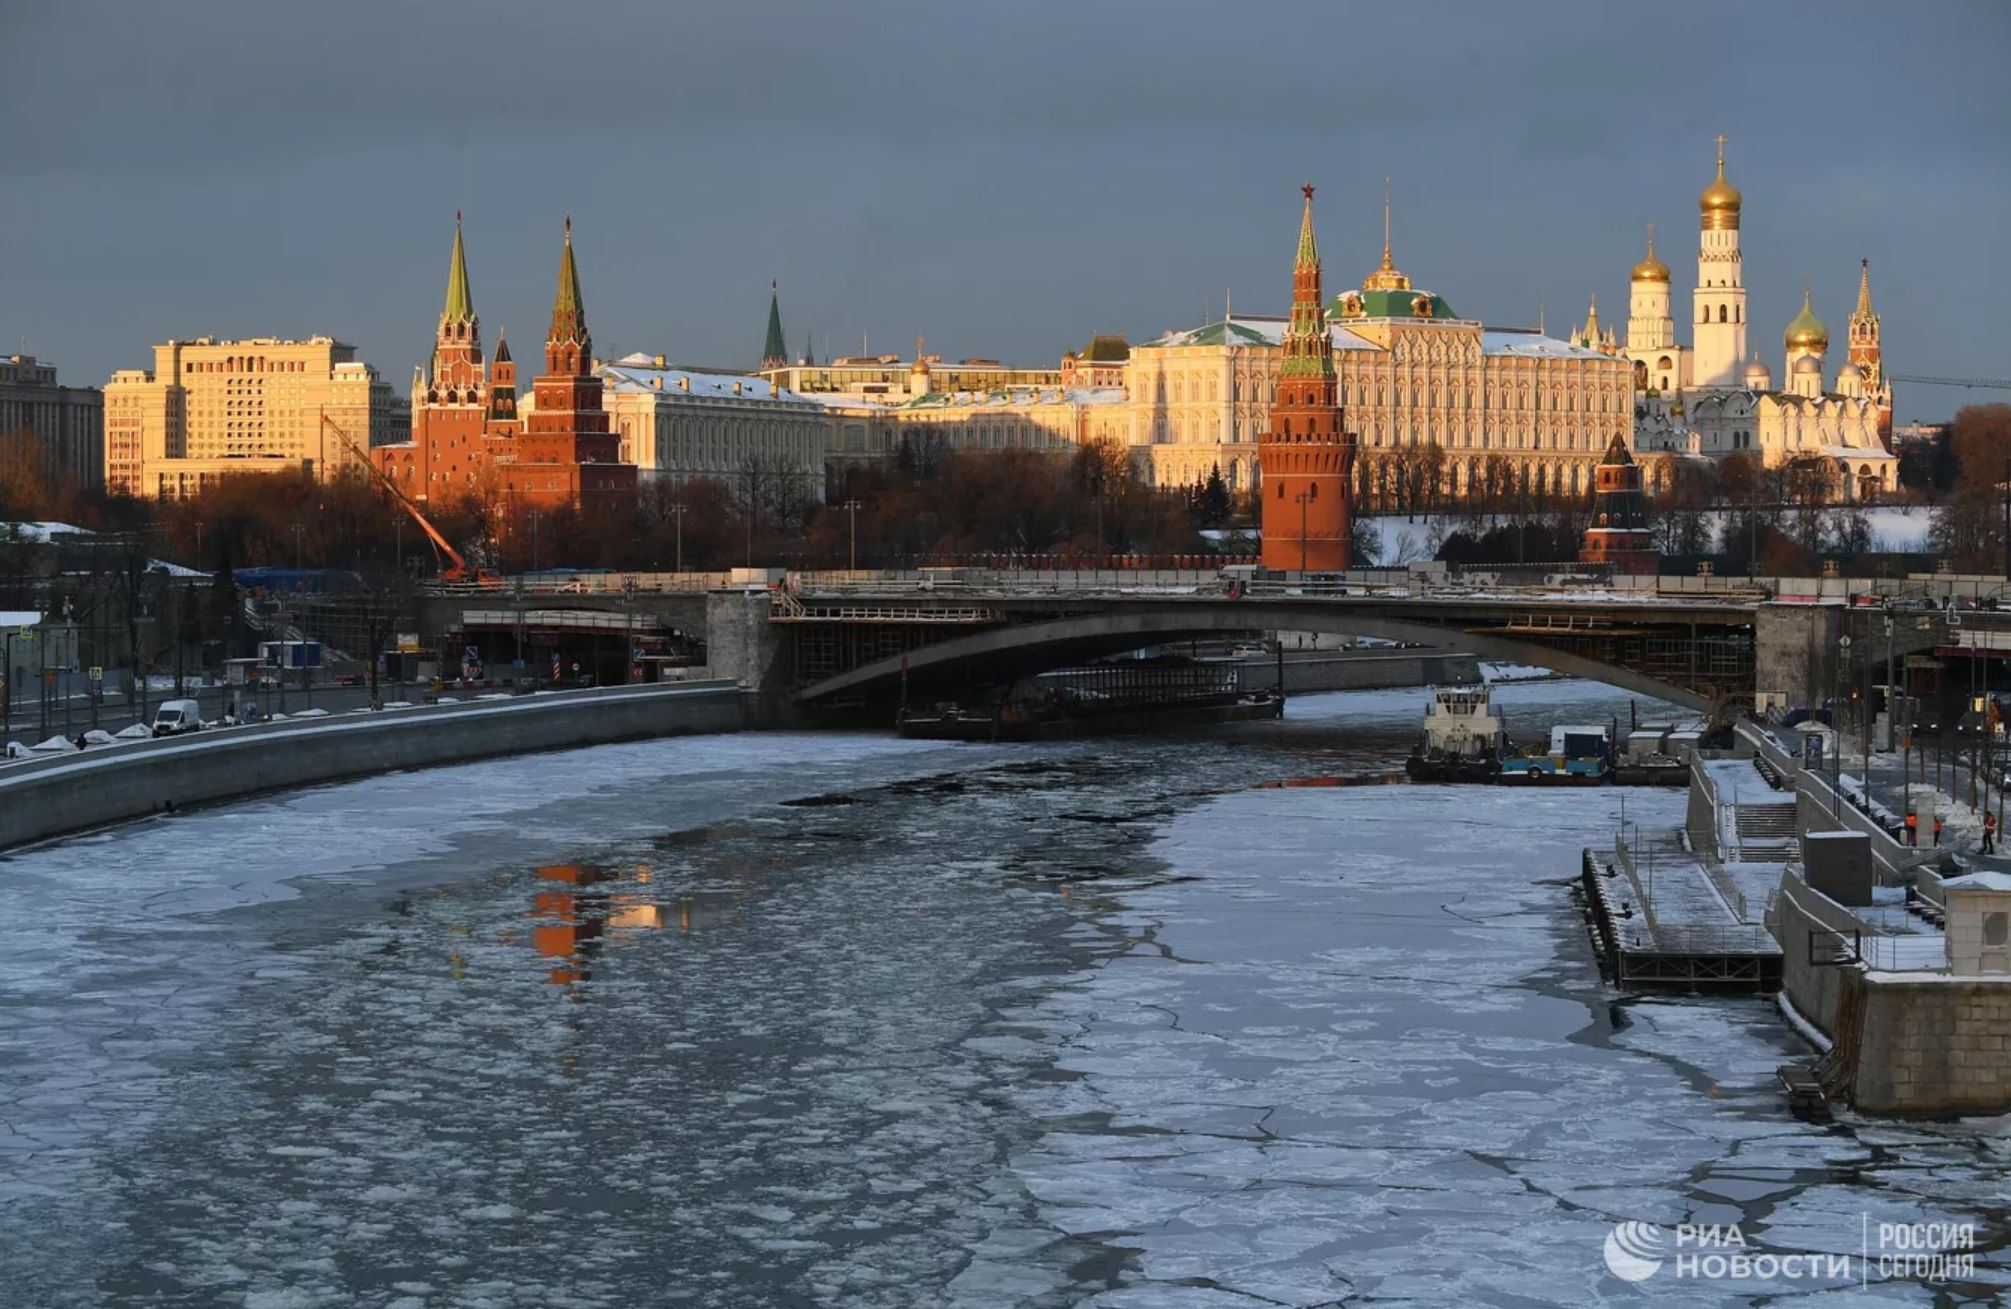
[1631,224,1669,282]
[1699,136,1741,230]
[1784,284,1828,351]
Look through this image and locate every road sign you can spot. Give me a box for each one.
[1803,733,1823,767]
[88,666,102,682]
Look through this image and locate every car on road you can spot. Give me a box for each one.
[151,699,205,737]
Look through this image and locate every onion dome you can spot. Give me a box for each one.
[1743,358,1773,390]
[1784,284,1828,352]
[1631,225,1669,283]
[1793,354,1823,377]
[1699,137,1742,231]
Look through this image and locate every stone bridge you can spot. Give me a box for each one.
[411,573,1961,721]
[773,586,1767,713]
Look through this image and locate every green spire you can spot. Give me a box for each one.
[442,211,473,323]
[548,216,588,346]
[1294,184,1319,269]
[1281,185,1333,380]
[762,281,787,366]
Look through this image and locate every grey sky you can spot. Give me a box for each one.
[3,0,2005,424]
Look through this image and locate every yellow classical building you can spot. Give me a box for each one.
[104,336,399,498]
[1125,229,1632,505]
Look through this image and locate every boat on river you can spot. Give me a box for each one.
[1405,684,1504,782]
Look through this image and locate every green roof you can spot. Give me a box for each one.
[1177,320,1274,347]
[1326,288,1458,322]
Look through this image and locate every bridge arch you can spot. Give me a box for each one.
[794,601,1710,710]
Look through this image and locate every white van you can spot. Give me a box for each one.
[151,699,205,737]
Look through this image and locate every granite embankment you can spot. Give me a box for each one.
[0,680,745,853]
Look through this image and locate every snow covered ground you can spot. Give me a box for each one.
[1360,504,1934,565]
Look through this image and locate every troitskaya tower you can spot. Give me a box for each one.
[1692,135,1747,389]
[1257,185,1353,573]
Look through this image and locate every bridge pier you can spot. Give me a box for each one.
[1755,603,1847,710]
[704,590,792,726]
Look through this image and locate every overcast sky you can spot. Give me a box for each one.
[3,1,2005,424]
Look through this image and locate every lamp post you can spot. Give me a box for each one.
[2,628,26,740]
[1294,490,1311,573]
[842,499,861,572]
[668,502,686,573]
[1833,633,1849,816]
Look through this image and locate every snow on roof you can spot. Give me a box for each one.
[0,611,43,627]
[902,385,1097,409]
[1479,330,1613,360]
[1140,316,1289,349]
[1819,444,1896,461]
[1943,871,2011,893]
[1,521,89,542]
[601,356,815,405]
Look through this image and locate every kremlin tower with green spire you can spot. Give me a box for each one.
[1257,185,1354,572]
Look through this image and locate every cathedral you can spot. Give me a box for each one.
[1624,139,1895,499]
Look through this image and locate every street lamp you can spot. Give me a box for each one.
[2,627,29,740]
[1293,490,1312,573]
[668,502,687,573]
[842,499,861,571]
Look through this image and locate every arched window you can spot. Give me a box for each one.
[1718,305,1728,323]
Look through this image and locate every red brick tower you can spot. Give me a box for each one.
[1579,434,1658,573]
[1847,258,1892,443]
[520,218,616,467]
[509,219,635,508]
[1258,186,1353,572]
[378,213,492,499]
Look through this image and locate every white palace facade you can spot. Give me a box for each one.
[1122,224,1632,507]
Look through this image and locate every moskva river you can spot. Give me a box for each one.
[2,681,2005,1306]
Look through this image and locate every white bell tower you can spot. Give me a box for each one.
[1692,136,1747,389]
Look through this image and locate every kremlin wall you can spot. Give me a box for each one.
[95,139,1900,528]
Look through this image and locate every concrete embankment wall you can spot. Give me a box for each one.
[1772,872,1865,1037]
[0,681,744,854]
[1853,975,2011,1115]
[1772,858,2011,1114]
[1237,648,1481,694]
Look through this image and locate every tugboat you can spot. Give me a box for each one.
[1405,684,1504,783]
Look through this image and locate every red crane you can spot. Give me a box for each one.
[319,414,495,583]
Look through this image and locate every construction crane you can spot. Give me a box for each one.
[319,413,495,583]
[1888,374,2011,391]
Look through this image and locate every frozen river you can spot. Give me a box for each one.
[2,680,2007,1306]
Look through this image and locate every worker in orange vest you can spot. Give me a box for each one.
[1984,812,1998,856]
[1934,814,1945,847]
[1904,811,1918,846]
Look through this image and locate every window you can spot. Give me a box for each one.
[1986,912,2008,948]
[1719,305,1728,323]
